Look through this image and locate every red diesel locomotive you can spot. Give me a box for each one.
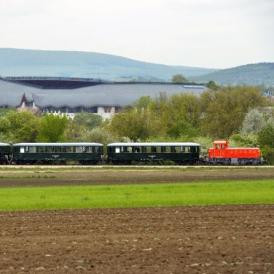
[208,140,262,165]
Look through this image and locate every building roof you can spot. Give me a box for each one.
[0,78,206,108]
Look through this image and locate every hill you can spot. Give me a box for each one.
[0,48,215,81]
[193,63,274,86]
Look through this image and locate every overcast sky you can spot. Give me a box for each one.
[0,0,273,68]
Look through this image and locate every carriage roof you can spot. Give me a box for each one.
[13,143,103,147]
[107,142,200,147]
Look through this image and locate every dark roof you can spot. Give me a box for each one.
[0,79,206,107]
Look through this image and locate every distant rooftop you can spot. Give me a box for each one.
[1,76,204,90]
[3,76,105,89]
[0,77,206,108]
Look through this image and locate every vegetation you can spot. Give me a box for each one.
[37,115,68,142]
[171,74,188,83]
[0,180,273,211]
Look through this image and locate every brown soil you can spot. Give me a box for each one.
[0,167,273,187]
[0,205,273,273]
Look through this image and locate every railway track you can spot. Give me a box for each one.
[0,165,273,169]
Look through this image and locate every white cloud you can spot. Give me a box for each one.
[0,0,273,68]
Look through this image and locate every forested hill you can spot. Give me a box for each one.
[0,48,214,81]
[193,63,274,86]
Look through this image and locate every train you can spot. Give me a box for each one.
[0,140,262,165]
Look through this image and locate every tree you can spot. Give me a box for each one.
[73,113,102,129]
[0,110,40,142]
[37,115,68,142]
[258,123,274,164]
[206,80,219,90]
[201,86,266,138]
[163,94,201,138]
[241,109,267,134]
[171,74,188,83]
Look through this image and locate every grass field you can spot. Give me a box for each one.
[0,179,273,211]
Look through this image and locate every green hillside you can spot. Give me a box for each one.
[193,63,274,86]
[0,48,214,81]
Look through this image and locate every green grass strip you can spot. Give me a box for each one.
[0,179,273,211]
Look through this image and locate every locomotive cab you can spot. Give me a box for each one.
[213,140,228,150]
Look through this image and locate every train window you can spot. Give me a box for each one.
[65,146,74,153]
[170,146,176,153]
[132,146,140,153]
[121,146,128,153]
[151,146,157,153]
[20,147,25,153]
[53,146,62,153]
[141,146,147,153]
[161,146,166,153]
[185,147,190,153]
[76,146,84,153]
[28,146,36,153]
[156,147,161,153]
[115,147,120,153]
[85,146,92,153]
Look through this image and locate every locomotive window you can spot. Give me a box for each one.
[20,147,25,153]
[115,147,120,153]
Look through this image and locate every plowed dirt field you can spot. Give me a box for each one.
[0,205,273,273]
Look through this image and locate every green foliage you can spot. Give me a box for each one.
[241,109,267,134]
[171,74,188,83]
[258,123,274,164]
[37,115,68,142]
[0,110,40,143]
[164,94,201,138]
[80,127,116,144]
[201,86,266,138]
[206,80,219,90]
[230,133,258,147]
[108,107,160,141]
[73,112,103,129]
[108,93,201,141]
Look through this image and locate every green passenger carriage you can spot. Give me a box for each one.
[107,142,200,164]
[12,143,103,164]
[0,143,10,164]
